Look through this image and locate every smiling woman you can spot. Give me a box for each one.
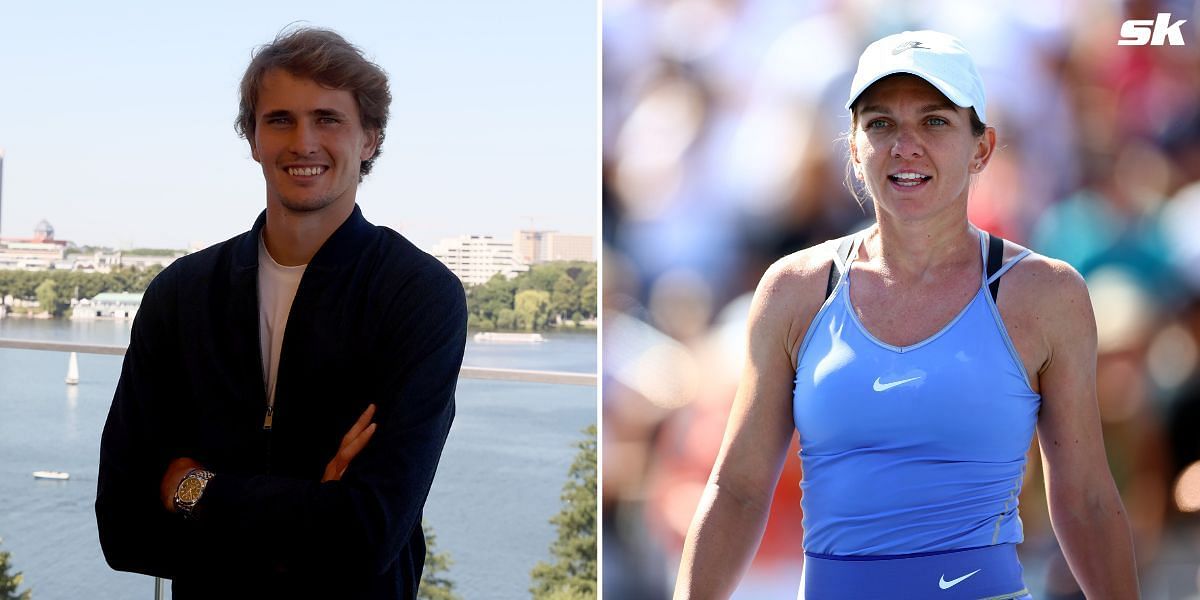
[671,30,1140,600]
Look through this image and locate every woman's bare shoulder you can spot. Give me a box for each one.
[757,237,852,307]
[750,237,856,363]
[997,242,1093,334]
[1000,243,1087,297]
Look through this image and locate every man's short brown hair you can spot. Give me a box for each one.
[236,26,391,179]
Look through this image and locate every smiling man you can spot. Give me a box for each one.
[96,28,467,600]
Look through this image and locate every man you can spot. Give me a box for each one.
[96,27,467,599]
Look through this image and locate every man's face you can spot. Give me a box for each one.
[249,69,378,214]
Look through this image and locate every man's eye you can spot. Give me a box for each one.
[319,117,340,124]
[866,119,889,130]
[267,117,291,126]
[928,117,947,126]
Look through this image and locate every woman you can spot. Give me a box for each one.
[673,30,1139,599]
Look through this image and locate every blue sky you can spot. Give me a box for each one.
[0,1,597,251]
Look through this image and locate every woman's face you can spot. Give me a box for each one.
[851,74,994,224]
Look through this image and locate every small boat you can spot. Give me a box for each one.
[65,352,79,385]
[32,471,69,480]
[473,332,547,344]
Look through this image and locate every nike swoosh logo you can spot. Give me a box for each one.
[938,569,981,590]
[872,376,921,392]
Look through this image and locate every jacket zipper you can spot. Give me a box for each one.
[263,400,274,473]
[254,271,273,473]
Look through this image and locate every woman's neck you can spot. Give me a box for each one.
[866,213,977,283]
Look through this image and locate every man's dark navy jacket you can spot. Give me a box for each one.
[96,206,467,599]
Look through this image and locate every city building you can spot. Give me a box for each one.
[71,292,143,321]
[0,150,184,274]
[0,219,182,273]
[65,249,182,272]
[0,219,70,270]
[515,230,595,264]
[430,235,529,285]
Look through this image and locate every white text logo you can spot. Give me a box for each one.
[1119,13,1188,46]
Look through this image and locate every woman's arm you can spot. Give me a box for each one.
[1033,260,1139,598]
[673,252,825,599]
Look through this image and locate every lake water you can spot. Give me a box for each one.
[0,319,596,599]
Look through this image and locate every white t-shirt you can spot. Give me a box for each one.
[257,234,307,419]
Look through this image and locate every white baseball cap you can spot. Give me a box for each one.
[845,30,987,124]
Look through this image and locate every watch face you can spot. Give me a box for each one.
[179,476,204,503]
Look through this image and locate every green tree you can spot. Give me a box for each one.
[550,274,580,324]
[0,265,165,310]
[496,308,518,330]
[466,273,517,323]
[515,289,551,331]
[35,279,59,315]
[579,279,597,320]
[517,263,563,294]
[461,261,596,331]
[530,425,597,599]
[0,538,32,600]
[466,314,495,331]
[418,521,461,600]
[123,248,184,256]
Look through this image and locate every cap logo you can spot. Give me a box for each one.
[892,40,929,55]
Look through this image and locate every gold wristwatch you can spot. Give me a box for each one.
[173,468,214,518]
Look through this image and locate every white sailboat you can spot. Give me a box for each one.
[65,352,79,385]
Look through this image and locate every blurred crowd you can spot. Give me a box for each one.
[602,0,1200,597]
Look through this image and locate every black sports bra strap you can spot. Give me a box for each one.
[986,232,1005,302]
[825,235,857,300]
[825,262,837,300]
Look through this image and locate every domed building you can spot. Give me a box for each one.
[0,219,70,270]
[32,219,54,242]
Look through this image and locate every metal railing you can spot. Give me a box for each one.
[0,337,598,386]
[0,336,596,599]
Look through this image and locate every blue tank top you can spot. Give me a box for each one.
[792,230,1040,556]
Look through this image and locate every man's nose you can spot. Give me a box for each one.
[289,121,319,155]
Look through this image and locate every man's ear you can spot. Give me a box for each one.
[360,129,380,162]
[249,136,260,164]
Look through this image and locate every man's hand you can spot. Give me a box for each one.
[160,457,202,512]
[323,404,377,482]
